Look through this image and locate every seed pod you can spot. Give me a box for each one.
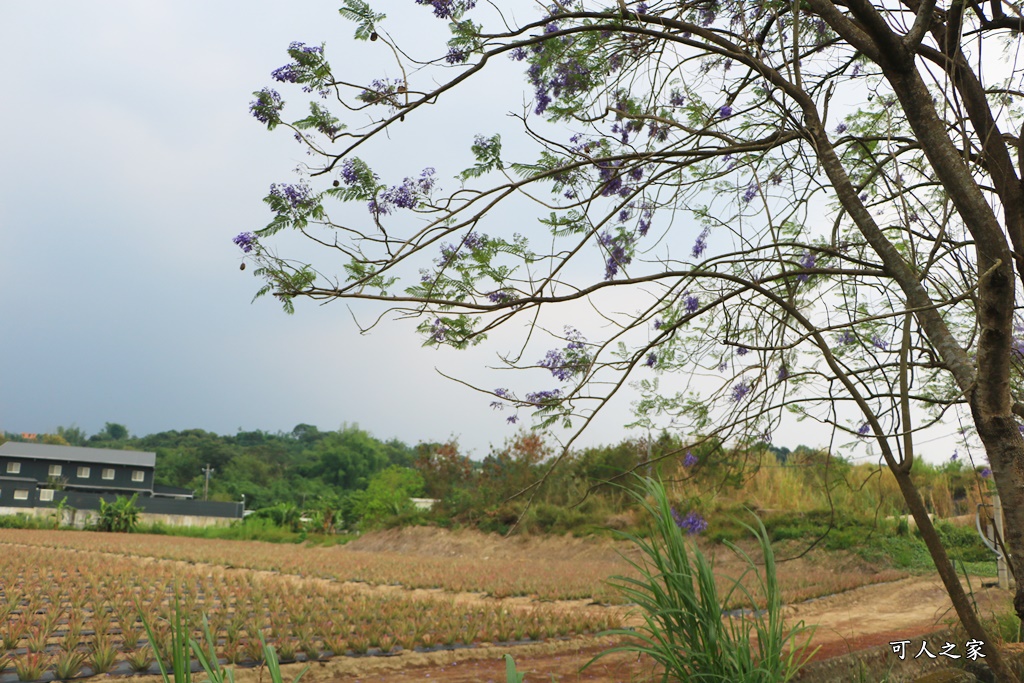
[333,179,340,187]
[400,115,405,122]
[370,32,378,41]
[240,262,246,271]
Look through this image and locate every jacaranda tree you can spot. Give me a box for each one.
[241,1,1024,676]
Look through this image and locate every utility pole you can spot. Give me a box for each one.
[202,464,214,501]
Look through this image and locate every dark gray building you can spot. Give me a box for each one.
[0,442,243,520]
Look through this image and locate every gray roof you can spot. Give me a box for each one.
[0,442,155,468]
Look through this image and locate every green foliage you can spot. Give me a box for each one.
[348,465,424,527]
[95,494,141,533]
[138,597,309,683]
[592,477,817,682]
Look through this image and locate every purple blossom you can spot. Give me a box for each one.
[950,450,959,462]
[672,507,708,535]
[233,232,256,253]
[797,252,816,283]
[859,193,869,202]
[525,389,562,405]
[490,401,504,410]
[981,467,992,479]
[718,105,733,119]
[857,422,871,437]
[684,294,700,314]
[494,388,510,398]
[777,365,789,381]
[415,0,477,19]
[430,318,448,343]
[669,89,686,106]
[373,168,437,215]
[692,227,709,258]
[269,183,314,210]
[653,318,663,330]
[340,158,361,185]
[506,415,519,424]
[731,380,751,402]
[487,290,513,304]
[736,346,749,356]
[249,88,284,125]
[835,123,848,134]
[683,452,698,468]
[645,352,657,367]
[446,47,469,64]
[836,330,857,345]
[540,349,571,381]
[637,2,648,11]
[871,335,889,351]
[510,47,528,61]
[742,182,759,203]
[599,230,633,280]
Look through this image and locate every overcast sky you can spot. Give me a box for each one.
[0,2,975,466]
[0,2,646,457]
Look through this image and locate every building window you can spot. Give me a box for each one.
[6,462,20,475]
[39,489,54,502]
[13,490,28,501]
[49,464,62,477]
[102,468,115,480]
[78,467,90,478]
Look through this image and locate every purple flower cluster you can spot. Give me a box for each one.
[981,467,992,479]
[249,88,284,125]
[233,232,256,253]
[645,352,657,367]
[446,46,469,64]
[684,294,700,314]
[777,365,789,381]
[669,89,686,106]
[742,182,759,203]
[836,330,857,345]
[415,0,477,19]
[692,227,710,258]
[731,380,751,402]
[950,449,959,462]
[526,51,593,116]
[430,318,449,343]
[719,104,733,119]
[269,183,314,210]
[736,346,749,356]
[683,451,699,468]
[871,335,889,351]
[672,507,708,535]
[540,327,588,381]
[835,123,848,134]
[525,389,562,405]
[797,252,816,283]
[487,290,513,304]
[599,230,634,280]
[857,422,871,437]
[371,168,436,216]
[340,158,363,186]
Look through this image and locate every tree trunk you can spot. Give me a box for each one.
[893,466,1018,682]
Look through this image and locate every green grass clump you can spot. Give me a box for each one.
[590,477,817,682]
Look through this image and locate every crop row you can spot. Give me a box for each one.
[0,529,627,603]
[0,545,620,681]
[0,529,908,609]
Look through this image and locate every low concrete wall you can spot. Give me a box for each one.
[0,506,235,529]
